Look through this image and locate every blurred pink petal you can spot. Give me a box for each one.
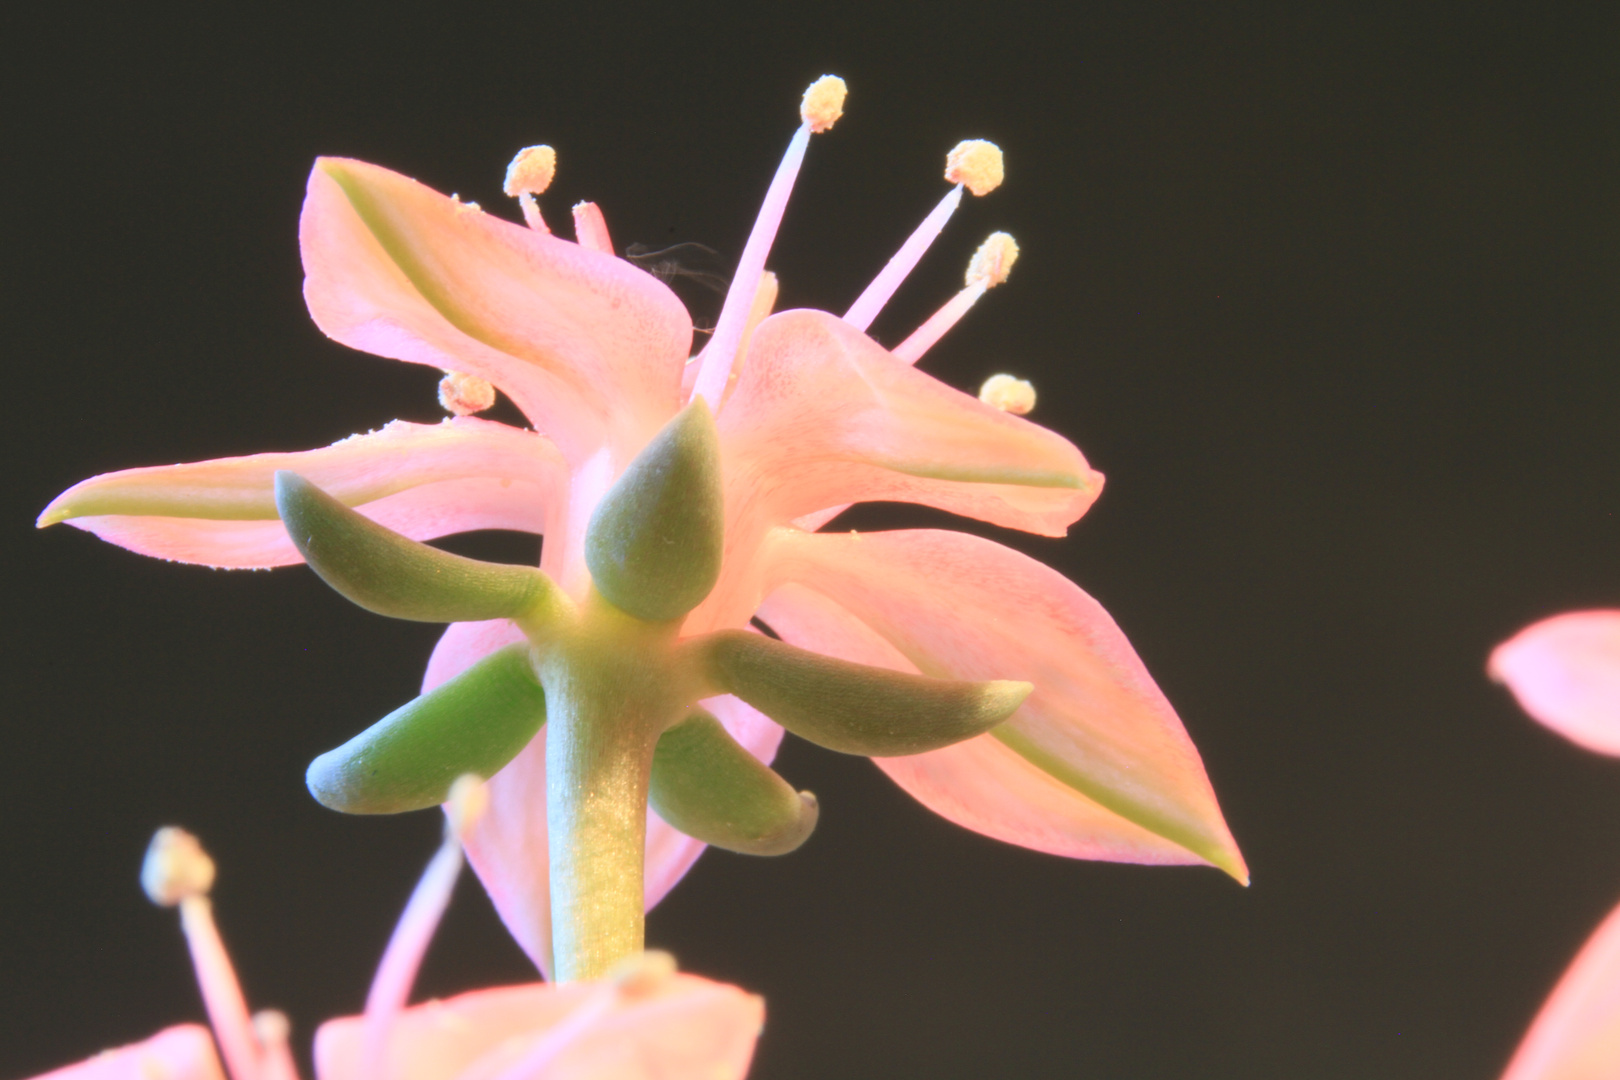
[42,418,565,568]
[1491,612,1620,756]
[301,158,691,464]
[423,623,784,975]
[26,1024,224,1080]
[760,582,1206,866]
[760,528,1247,881]
[314,975,763,1080]
[719,310,1100,539]
[1502,897,1620,1080]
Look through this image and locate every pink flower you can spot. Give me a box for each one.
[25,789,764,1080]
[39,77,1246,976]
[1491,612,1620,1079]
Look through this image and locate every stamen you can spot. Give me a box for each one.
[944,139,1004,196]
[360,775,487,1080]
[891,231,1020,366]
[800,75,847,133]
[979,373,1036,414]
[689,77,845,411]
[143,828,263,1080]
[504,145,557,233]
[572,202,615,254]
[843,140,1003,333]
[438,371,496,416]
[253,1011,301,1080]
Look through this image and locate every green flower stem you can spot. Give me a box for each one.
[539,594,701,981]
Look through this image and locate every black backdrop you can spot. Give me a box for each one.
[5,4,1619,1078]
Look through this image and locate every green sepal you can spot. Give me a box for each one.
[649,709,818,856]
[701,630,1032,756]
[276,471,564,624]
[584,402,723,623]
[307,643,546,814]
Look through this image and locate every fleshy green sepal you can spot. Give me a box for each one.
[650,709,818,855]
[584,402,723,622]
[307,643,546,814]
[701,630,1031,755]
[276,471,566,625]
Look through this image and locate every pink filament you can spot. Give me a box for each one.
[842,185,964,332]
[690,122,812,410]
[891,283,986,366]
[255,1018,300,1080]
[178,897,263,1080]
[360,839,465,1080]
[572,202,615,254]
[518,193,548,233]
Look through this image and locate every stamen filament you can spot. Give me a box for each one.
[690,122,810,410]
[253,1011,301,1080]
[573,202,615,254]
[842,185,963,332]
[518,194,548,232]
[891,283,985,365]
[179,896,264,1080]
[360,776,485,1080]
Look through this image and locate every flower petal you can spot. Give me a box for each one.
[40,418,565,568]
[719,309,1101,537]
[761,527,1247,881]
[1490,611,1620,756]
[27,1024,225,1080]
[424,622,782,976]
[302,158,692,463]
[758,582,1206,866]
[1501,896,1620,1080]
[313,974,763,1080]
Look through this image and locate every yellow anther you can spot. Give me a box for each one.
[446,773,489,839]
[945,140,1004,197]
[967,232,1019,288]
[141,827,216,907]
[438,371,496,415]
[800,75,847,133]
[979,373,1036,415]
[503,145,557,197]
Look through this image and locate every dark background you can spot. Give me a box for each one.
[4,4,1618,1077]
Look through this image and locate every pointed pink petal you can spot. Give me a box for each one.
[301,158,692,463]
[758,582,1205,866]
[27,1024,225,1080]
[1491,612,1620,756]
[761,528,1247,881]
[423,624,784,976]
[1502,896,1620,1080]
[719,310,1100,538]
[314,975,763,1080]
[40,418,566,568]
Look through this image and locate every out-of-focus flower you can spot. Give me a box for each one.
[1492,611,1620,1080]
[23,779,763,1080]
[40,76,1246,979]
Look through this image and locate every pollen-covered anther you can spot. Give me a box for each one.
[967,231,1019,288]
[438,370,496,415]
[945,139,1005,197]
[141,826,216,907]
[503,145,557,197]
[979,373,1037,415]
[445,773,489,839]
[800,75,847,133]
